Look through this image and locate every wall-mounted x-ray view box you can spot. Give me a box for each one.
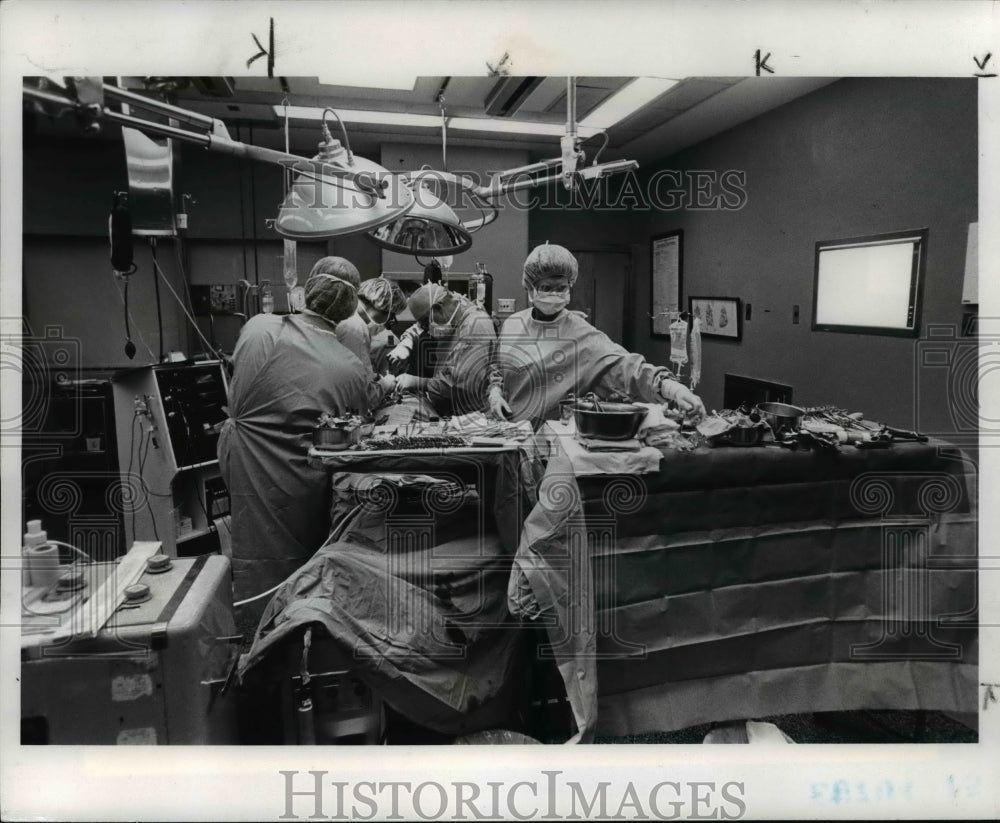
[812,228,927,338]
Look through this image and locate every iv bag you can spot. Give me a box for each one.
[690,317,702,389]
[669,318,689,364]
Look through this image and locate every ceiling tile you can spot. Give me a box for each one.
[647,78,737,110]
[576,76,632,91]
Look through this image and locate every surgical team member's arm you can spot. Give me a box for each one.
[592,339,705,418]
[388,322,422,365]
[485,338,510,419]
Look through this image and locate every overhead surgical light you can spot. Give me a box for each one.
[368,179,472,255]
[274,109,414,239]
[368,78,639,255]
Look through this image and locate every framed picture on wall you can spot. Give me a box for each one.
[689,296,743,341]
[650,230,683,338]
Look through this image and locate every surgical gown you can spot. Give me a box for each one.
[424,306,498,417]
[497,309,673,425]
[218,313,371,602]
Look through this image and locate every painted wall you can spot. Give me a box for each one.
[23,133,396,366]
[533,78,977,443]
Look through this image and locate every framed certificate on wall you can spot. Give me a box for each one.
[650,230,683,338]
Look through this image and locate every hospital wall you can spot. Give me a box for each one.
[533,78,978,445]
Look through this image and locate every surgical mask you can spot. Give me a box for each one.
[529,287,570,315]
[428,300,460,338]
[358,302,386,337]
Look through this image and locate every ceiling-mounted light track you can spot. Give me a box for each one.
[24,76,641,256]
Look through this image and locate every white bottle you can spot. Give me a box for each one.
[260,283,275,314]
[23,520,58,588]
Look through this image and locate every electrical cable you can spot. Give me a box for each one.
[233,582,283,608]
[193,481,216,536]
[150,254,218,355]
[239,278,253,319]
[122,272,132,353]
[439,95,448,171]
[127,413,138,541]
[150,239,164,361]
[232,500,362,609]
[110,270,157,361]
[580,130,609,166]
[172,237,213,358]
[137,426,159,542]
[322,108,353,163]
[44,539,95,564]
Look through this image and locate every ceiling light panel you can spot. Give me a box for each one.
[276,105,600,137]
[578,77,680,130]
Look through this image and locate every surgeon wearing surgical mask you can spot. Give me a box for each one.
[395,283,498,418]
[356,276,406,374]
[490,243,706,425]
[304,257,396,406]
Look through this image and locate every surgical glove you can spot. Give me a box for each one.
[487,385,512,420]
[660,378,706,421]
[388,343,411,365]
[396,373,419,394]
[378,373,397,396]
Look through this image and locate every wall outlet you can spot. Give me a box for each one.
[497,298,516,313]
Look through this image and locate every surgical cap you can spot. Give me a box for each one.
[522,243,578,289]
[309,256,361,288]
[406,283,448,322]
[358,277,406,316]
[304,272,359,323]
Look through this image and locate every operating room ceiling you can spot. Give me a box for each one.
[28,75,838,166]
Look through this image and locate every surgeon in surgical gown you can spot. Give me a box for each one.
[396,283,498,418]
[308,256,395,408]
[218,268,372,604]
[490,243,706,425]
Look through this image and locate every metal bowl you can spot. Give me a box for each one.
[756,402,806,433]
[573,400,647,441]
[313,425,359,450]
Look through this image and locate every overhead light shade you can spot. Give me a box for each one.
[367,183,472,255]
[274,152,415,240]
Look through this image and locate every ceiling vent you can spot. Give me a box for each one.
[192,77,236,97]
[484,76,544,117]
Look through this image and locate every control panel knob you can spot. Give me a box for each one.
[56,567,85,592]
[145,554,173,574]
[123,583,151,604]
